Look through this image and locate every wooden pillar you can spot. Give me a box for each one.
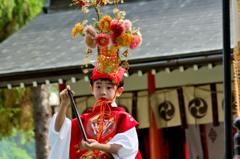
[59,83,66,92]
[148,72,164,159]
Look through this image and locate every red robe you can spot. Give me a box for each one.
[69,106,142,159]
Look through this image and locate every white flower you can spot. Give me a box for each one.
[136,31,142,46]
[82,5,89,13]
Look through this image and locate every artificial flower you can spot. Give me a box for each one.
[123,19,132,33]
[95,0,103,5]
[106,0,121,4]
[79,2,85,6]
[82,5,89,13]
[136,31,142,46]
[130,35,140,50]
[78,0,86,6]
[116,33,133,47]
[99,15,112,31]
[96,34,110,48]
[75,23,83,32]
[110,32,119,46]
[106,0,113,4]
[72,28,78,38]
[102,0,107,5]
[84,25,97,37]
[110,20,124,35]
[84,34,97,49]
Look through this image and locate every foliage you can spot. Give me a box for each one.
[0,87,34,142]
[48,83,59,96]
[0,134,34,159]
[0,0,44,42]
[0,83,59,142]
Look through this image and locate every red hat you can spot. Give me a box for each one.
[91,67,125,86]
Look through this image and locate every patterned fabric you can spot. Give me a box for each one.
[69,106,140,159]
[150,89,181,128]
[185,123,224,159]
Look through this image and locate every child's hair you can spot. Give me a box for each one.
[89,73,124,89]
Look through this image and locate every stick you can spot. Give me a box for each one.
[67,89,89,143]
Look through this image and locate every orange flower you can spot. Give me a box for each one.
[75,23,83,32]
[72,23,83,38]
[99,15,112,31]
[116,33,133,47]
[72,28,78,38]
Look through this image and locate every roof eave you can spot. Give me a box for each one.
[0,49,230,88]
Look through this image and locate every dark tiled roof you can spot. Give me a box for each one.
[0,0,231,82]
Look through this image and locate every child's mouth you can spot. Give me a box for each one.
[101,97,106,100]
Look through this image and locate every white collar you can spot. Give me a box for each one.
[111,102,117,107]
[96,102,117,107]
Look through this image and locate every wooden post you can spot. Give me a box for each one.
[148,72,164,159]
[59,83,66,92]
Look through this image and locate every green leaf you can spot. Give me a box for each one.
[0,0,44,42]
[8,112,14,118]
[99,13,103,20]
[79,29,85,37]
[113,7,119,14]
[82,20,88,25]
[93,21,99,29]
[120,11,126,16]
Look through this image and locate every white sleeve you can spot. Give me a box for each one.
[48,113,72,159]
[107,127,138,159]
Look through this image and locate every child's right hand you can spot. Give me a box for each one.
[59,85,75,107]
[54,85,75,132]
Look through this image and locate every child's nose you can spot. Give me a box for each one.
[101,90,106,95]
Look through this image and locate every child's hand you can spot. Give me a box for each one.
[82,139,100,151]
[59,85,75,107]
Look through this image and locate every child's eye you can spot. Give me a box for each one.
[107,87,112,89]
[96,86,100,89]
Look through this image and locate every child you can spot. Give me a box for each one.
[48,66,142,159]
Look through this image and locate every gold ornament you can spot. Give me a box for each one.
[112,79,117,83]
[122,50,129,58]
[86,48,92,54]
[83,69,89,73]
[121,61,130,70]
[84,58,90,65]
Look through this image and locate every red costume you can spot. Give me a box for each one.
[70,106,142,159]
[68,65,142,159]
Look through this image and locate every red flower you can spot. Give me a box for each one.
[96,34,110,48]
[111,32,119,46]
[79,2,85,6]
[130,35,140,50]
[110,20,124,35]
[77,0,85,6]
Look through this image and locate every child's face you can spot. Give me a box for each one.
[91,79,123,102]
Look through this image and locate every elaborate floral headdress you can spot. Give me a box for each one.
[71,0,142,83]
